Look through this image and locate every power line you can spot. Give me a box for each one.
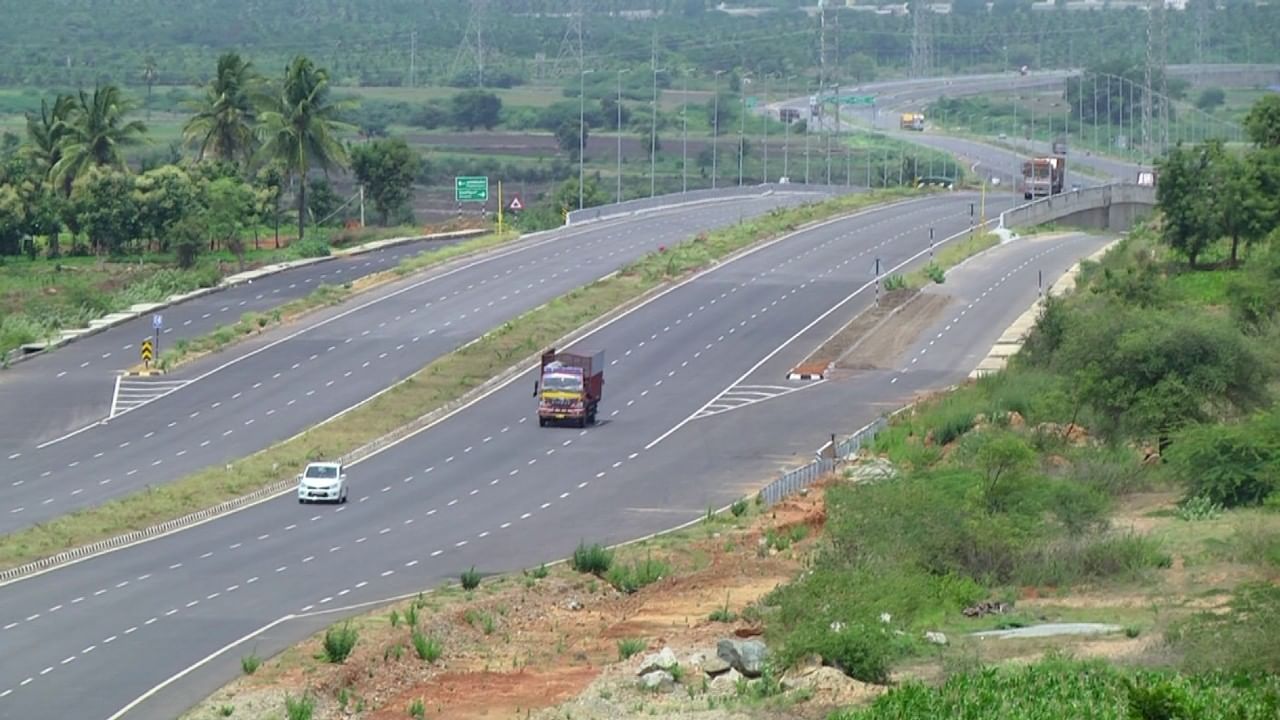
[451,0,488,87]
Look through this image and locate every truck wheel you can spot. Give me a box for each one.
[538,417,546,427]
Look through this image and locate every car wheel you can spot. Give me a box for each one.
[340,490,348,504]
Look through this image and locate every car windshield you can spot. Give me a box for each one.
[305,465,338,480]
[542,374,583,391]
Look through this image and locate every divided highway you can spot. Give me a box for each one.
[0,191,1039,719]
[0,190,833,532]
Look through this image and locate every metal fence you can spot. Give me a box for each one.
[757,415,891,507]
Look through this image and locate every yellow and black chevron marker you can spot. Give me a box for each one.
[140,338,154,366]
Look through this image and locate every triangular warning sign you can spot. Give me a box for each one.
[508,195,524,211]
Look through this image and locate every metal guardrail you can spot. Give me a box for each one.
[757,415,890,507]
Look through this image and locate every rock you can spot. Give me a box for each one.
[701,656,732,676]
[636,647,678,676]
[639,669,675,693]
[963,600,1012,618]
[924,631,948,645]
[708,668,743,694]
[845,457,898,482]
[565,597,583,611]
[879,612,893,624]
[782,666,876,701]
[1007,411,1025,429]
[717,638,768,678]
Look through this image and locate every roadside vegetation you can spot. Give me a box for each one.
[757,94,1280,716]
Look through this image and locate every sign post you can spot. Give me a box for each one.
[152,314,163,357]
[454,176,489,203]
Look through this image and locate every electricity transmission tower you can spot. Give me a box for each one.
[1143,0,1169,156]
[451,0,488,87]
[910,1,933,79]
[550,0,585,79]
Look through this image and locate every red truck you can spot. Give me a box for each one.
[534,348,604,428]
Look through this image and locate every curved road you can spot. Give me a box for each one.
[0,190,842,533]
[0,193,1125,720]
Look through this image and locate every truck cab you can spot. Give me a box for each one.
[297,461,348,504]
[535,348,604,428]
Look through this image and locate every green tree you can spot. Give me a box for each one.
[305,177,344,227]
[1244,94,1280,148]
[555,120,588,160]
[253,163,285,246]
[204,176,256,270]
[22,94,76,256]
[0,184,23,256]
[450,89,502,130]
[1195,87,1225,111]
[350,138,419,225]
[52,85,147,187]
[133,165,200,251]
[1155,143,1215,267]
[1211,146,1269,267]
[183,52,261,166]
[169,213,205,269]
[1167,411,1280,507]
[704,95,736,136]
[71,168,140,255]
[254,55,352,241]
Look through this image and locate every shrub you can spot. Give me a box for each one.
[570,541,613,575]
[882,273,907,291]
[388,609,400,627]
[617,638,646,660]
[1014,532,1169,587]
[284,693,315,720]
[730,498,748,517]
[527,563,550,579]
[408,697,425,719]
[1166,412,1280,507]
[606,553,669,594]
[460,566,481,590]
[322,622,358,663]
[463,609,496,635]
[404,603,418,627]
[1168,582,1280,675]
[289,236,332,259]
[1175,495,1224,522]
[240,653,261,675]
[709,605,738,623]
[925,263,945,284]
[411,630,443,663]
[781,621,903,684]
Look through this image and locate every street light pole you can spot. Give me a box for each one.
[712,70,724,189]
[682,70,689,193]
[783,75,794,180]
[739,76,749,187]
[579,68,590,210]
[616,68,627,205]
[762,74,769,184]
[650,64,662,198]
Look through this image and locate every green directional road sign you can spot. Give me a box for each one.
[838,95,876,106]
[455,176,489,202]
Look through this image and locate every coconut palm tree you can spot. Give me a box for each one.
[183,52,261,166]
[142,55,159,120]
[51,84,146,186]
[254,55,353,241]
[22,94,76,256]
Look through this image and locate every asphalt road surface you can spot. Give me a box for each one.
[0,190,840,455]
[0,190,840,534]
[0,195,1126,720]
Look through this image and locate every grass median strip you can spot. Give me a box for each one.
[0,187,922,573]
[150,229,517,372]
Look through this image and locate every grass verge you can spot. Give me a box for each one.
[148,229,516,372]
[904,231,1000,289]
[0,187,922,573]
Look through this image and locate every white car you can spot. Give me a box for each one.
[297,461,348,504]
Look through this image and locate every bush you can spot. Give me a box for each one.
[240,653,261,675]
[730,498,748,517]
[460,566,481,590]
[924,263,945,284]
[570,541,613,575]
[783,622,903,684]
[284,693,315,720]
[1175,495,1224,522]
[1168,582,1280,675]
[606,553,670,594]
[1166,412,1280,508]
[289,236,331,259]
[617,638,646,660]
[831,656,1280,719]
[1014,532,1169,587]
[527,563,549,579]
[322,622,358,663]
[882,273,907,291]
[411,630,443,663]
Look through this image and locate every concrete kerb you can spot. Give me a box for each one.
[0,194,922,586]
[2,229,488,369]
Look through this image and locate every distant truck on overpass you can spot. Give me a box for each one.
[534,348,604,428]
[900,112,925,131]
[1022,136,1068,199]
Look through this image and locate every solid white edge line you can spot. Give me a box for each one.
[103,614,296,720]
[649,214,997,451]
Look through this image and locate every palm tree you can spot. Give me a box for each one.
[183,52,260,166]
[51,84,146,187]
[22,95,76,256]
[142,55,158,120]
[255,55,353,241]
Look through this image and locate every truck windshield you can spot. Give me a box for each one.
[542,374,583,391]
[305,465,339,480]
